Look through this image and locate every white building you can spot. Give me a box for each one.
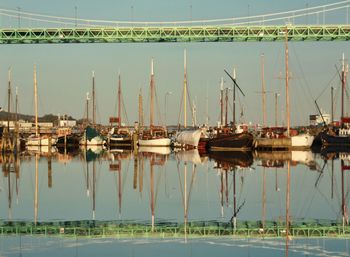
[309,113,331,126]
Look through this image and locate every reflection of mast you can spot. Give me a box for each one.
[184,163,188,241]
[92,159,96,220]
[34,153,39,225]
[150,160,155,231]
[133,154,138,190]
[118,160,122,218]
[15,154,20,205]
[139,155,144,197]
[341,160,349,228]
[48,154,52,188]
[233,169,237,229]
[220,169,224,217]
[285,160,291,257]
[86,155,90,197]
[262,167,266,231]
[331,159,334,199]
[225,171,229,207]
[4,157,12,220]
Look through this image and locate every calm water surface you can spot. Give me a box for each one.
[0,147,349,256]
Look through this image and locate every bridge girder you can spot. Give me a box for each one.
[0,25,349,44]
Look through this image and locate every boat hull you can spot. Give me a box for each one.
[56,135,80,148]
[138,138,171,147]
[80,136,105,146]
[320,131,350,146]
[108,137,133,148]
[175,129,202,148]
[208,133,253,151]
[291,134,314,148]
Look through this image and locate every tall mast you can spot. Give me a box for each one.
[275,93,279,127]
[331,87,334,124]
[86,92,90,124]
[7,68,11,132]
[261,54,267,127]
[34,64,38,137]
[118,72,122,127]
[206,86,209,125]
[150,59,155,127]
[341,53,348,120]
[220,78,224,126]
[184,49,187,128]
[225,88,228,126]
[285,27,290,137]
[138,88,143,128]
[92,71,96,126]
[233,68,236,126]
[15,87,18,124]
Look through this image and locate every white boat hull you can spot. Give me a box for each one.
[291,134,314,148]
[138,138,171,147]
[80,136,105,146]
[26,136,57,146]
[175,129,202,148]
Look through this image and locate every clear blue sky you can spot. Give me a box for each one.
[0,0,349,126]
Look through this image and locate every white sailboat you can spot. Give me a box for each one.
[138,59,171,147]
[174,49,203,149]
[26,65,57,147]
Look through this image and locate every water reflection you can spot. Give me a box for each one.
[0,148,349,233]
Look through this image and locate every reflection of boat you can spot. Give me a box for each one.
[26,145,57,155]
[209,151,253,169]
[138,146,171,155]
[320,145,350,160]
[175,149,208,165]
[254,150,316,169]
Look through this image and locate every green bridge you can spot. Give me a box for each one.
[1,219,350,238]
[0,25,350,44]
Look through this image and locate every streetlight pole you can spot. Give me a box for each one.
[164,91,172,126]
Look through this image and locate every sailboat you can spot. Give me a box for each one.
[138,59,171,147]
[207,72,254,151]
[254,28,314,150]
[80,71,105,146]
[107,73,132,148]
[174,49,203,149]
[26,65,57,147]
[319,53,350,146]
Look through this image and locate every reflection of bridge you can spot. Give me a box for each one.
[1,220,350,238]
